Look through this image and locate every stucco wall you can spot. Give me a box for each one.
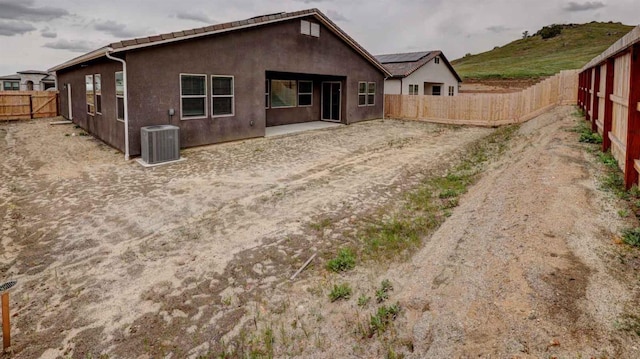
[57,60,126,152]
[58,15,385,156]
[384,79,402,95]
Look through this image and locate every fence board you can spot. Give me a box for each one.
[384,70,578,126]
[610,52,631,166]
[0,91,58,120]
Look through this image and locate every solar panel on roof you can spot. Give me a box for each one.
[376,51,430,63]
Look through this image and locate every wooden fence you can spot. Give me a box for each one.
[0,91,58,121]
[578,25,640,188]
[385,70,579,127]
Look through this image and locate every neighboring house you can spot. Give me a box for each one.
[375,51,462,96]
[0,70,56,91]
[49,9,390,158]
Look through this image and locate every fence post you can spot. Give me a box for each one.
[592,66,601,132]
[29,95,33,119]
[624,43,640,189]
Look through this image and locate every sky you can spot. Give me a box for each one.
[0,0,639,76]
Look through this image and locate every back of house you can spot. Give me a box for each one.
[50,9,390,158]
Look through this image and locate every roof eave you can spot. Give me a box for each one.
[49,47,110,72]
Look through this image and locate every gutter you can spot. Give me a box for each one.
[104,48,130,160]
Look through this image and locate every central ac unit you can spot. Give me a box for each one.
[141,125,180,164]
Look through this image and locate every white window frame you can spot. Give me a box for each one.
[298,80,313,107]
[432,85,441,96]
[448,86,455,96]
[358,81,367,107]
[3,81,19,91]
[86,74,95,115]
[115,71,124,122]
[271,79,297,108]
[211,75,234,118]
[180,73,208,120]
[367,82,376,106]
[94,74,102,115]
[409,84,419,96]
[434,57,440,64]
[301,20,320,38]
[310,23,320,37]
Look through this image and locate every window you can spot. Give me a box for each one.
[358,82,367,106]
[301,20,320,38]
[180,74,206,119]
[367,82,375,105]
[434,57,440,64]
[265,80,270,109]
[3,81,19,91]
[212,76,234,117]
[94,74,102,114]
[358,82,376,106]
[409,84,419,95]
[298,81,313,107]
[432,85,441,96]
[86,75,95,114]
[115,72,124,121]
[271,80,297,108]
[43,82,55,90]
[448,86,455,96]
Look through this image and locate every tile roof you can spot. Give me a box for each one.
[50,9,390,76]
[376,51,432,64]
[0,74,20,80]
[375,50,462,82]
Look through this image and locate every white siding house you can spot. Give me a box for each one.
[375,51,461,96]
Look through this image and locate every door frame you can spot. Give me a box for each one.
[321,81,341,123]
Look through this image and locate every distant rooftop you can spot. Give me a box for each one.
[374,50,462,82]
[376,51,432,64]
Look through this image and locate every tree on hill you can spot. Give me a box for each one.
[536,24,563,39]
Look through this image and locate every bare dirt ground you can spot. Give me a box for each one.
[0,118,489,358]
[1,106,639,358]
[460,78,545,93]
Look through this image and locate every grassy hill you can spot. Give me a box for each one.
[452,22,634,80]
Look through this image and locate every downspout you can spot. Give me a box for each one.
[105,48,130,160]
[383,76,388,119]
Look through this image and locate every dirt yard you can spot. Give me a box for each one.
[459,78,544,93]
[1,107,639,358]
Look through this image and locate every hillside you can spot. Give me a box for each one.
[452,22,634,80]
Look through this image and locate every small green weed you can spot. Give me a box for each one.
[368,303,401,337]
[579,131,603,144]
[618,209,629,218]
[358,295,371,307]
[598,151,618,169]
[376,279,394,303]
[326,248,356,273]
[621,228,640,247]
[310,218,332,231]
[329,283,352,302]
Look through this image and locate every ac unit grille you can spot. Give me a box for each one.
[141,125,180,164]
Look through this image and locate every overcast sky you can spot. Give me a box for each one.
[0,0,639,76]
